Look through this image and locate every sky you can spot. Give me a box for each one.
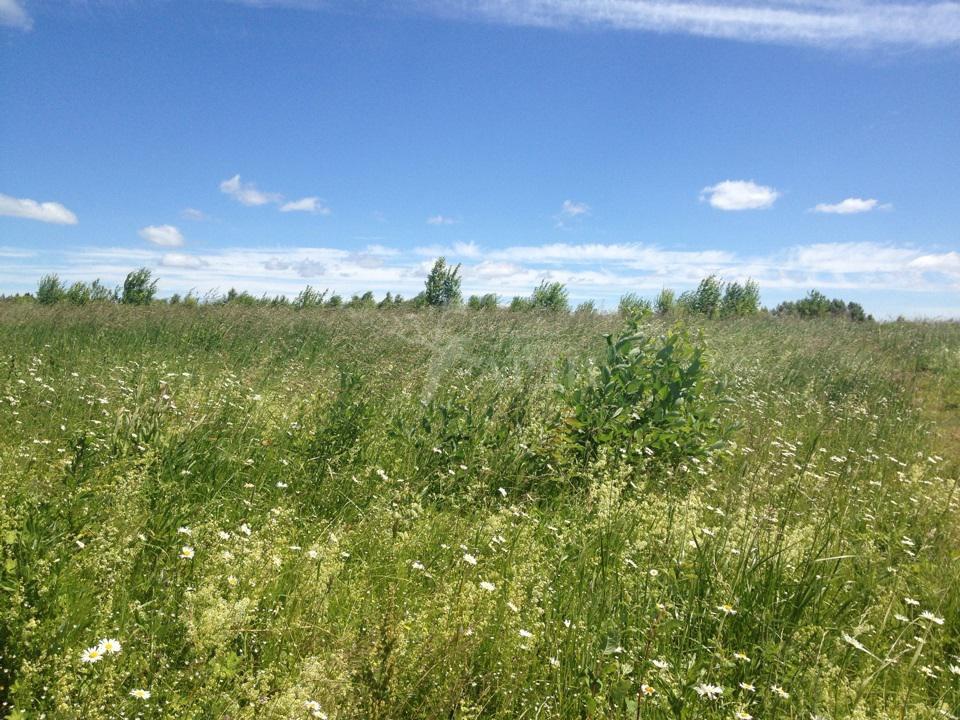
[1,0,959,317]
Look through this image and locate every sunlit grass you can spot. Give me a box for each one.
[0,305,957,719]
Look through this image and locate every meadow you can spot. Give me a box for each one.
[0,304,957,719]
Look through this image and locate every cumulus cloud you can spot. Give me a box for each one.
[427,215,459,225]
[701,180,779,211]
[139,225,185,247]
[811,197,889,214]
[219,174,283,207]
[0,0,31,30]
[0,193,78,224]
[280,197,331,214]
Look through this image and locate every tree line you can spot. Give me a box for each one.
[2,259,870,320]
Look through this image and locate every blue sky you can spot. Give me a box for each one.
[1,0,958,317]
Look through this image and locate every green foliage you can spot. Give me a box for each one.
[509,295,532,312]
[347,291,377,309]
[467,293,498,310]
[655,288,676,316]
[423,257,462,307]
[618,292,652,317]
[679,274,723,318]
[65,281,93,306]
[0,293,956,720]
[719,279,760,318]
[775,289,873,321]
[120,267,158,305]
[294,285,328,309]
[221,288,259,306]
[36,274,65,305]
[560,317,729,467]
[529,281,569,312]
[574,300,597,315]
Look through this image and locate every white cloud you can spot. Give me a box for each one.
[2,239,957,316]
[555,199,591,229]
[427,215,459,225]
[227,0,960,48]
[0,0,31,30]
[161,253,206,269]
[811,197,888,214]
[219,174,283,207]
[181,208,208,221]
[414,241,482,258]
[908,251,960,275]
[138,225,185,247]
[560,200,590,217]
[280,197,331,214]
[0,193,78,224]
[701,180,779,211]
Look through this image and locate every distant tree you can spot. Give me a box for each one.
[618,293,652,317]
[37,274,66,305]
[294,286,327,309]
[679,275,723,318]
[121,268,158,305]
[719,279,760,318]
[89,279,115,302]
[468,293,498,310]
[424,257,462,307]
[574,300,598,315]
[378,292,394,309]
[509,295,532,312]
[65,281,92,306]
[530,281,569,312]
[774,290,871,321]
[655,288,676,316]
[347,291,376,309]
[326,293,343,308]
[169,293,182,305]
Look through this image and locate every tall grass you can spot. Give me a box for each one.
[0,305,957,719]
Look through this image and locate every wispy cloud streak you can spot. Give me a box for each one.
[228,0,960,48]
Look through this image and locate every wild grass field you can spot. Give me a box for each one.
[0,305,957,719]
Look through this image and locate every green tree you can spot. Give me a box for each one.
[618,293,652,318]
[719,279,760,318]
[467,293,498,310]
[679,275,723,317]
[655,288,676,316]
[423,257,462,307]
[530,281,569,312]
[121,268,158,305]
[36,274,66,305]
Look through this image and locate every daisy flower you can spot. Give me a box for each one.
[694,683,723,700]
[179,545,195,559]
[130,688,151,699]
[80,646,104,664]
[920,611,945,625]
[98,638,121,655]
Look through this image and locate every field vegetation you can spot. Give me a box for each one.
[0,283,957,719]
